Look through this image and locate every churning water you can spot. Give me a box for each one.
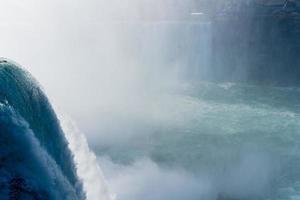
[1,1,300,199]
[91,82,300,200]
[0,61,114,200]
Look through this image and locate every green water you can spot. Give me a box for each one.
[92,82,300,200]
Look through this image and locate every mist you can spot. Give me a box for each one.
[0,0,215,136]
[2,1,300,200]
[0,1,213,199]
[0,0,199,119]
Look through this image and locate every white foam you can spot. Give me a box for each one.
[60,114,115,200]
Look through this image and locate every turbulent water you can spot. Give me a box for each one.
[90,81,300,200]
[0,60,112,200]
[2,1,300,200]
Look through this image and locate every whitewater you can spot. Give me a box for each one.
[1,55,300,200]
[0,60,112,199]
[90,81,300,200]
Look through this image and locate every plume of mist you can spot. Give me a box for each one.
[0,0,213,126]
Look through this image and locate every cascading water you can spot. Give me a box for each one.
[0,60,112,199]
[60,114,115,200]
[84,1,300,200]
[1,1,300,200]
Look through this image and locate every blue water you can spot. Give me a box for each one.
[0,61,85,199]
[1,55,300,200]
